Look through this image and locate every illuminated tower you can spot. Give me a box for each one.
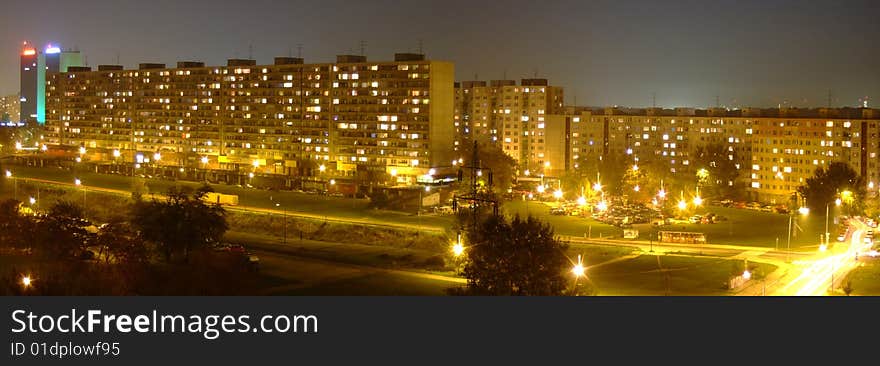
[20,42,38,123]
[20,42,83,124]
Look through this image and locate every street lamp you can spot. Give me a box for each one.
[597,200,608,212]
[553,189,563,200]
[577,196,587,206]
[21,275,32,289]
[677,199,687,211]
[572,254,586,278]
[452,233,464,257]
[5,170,16,200]
[786,205,809,260]
[536,185,546,194]
[75,178,85,206]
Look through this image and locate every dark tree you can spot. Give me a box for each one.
[457,141,516,194]
[797,162,865,211]
[131,185,228,263]
[36,201,93,259]
[691,143,745,199]
[93,218,149,265]
[458,214,573,295]
[0,199,35,250]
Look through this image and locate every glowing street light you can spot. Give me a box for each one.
[319,164,326,172]
[572,255,585,278]
[835,198,842,206]
[390,168,398,177]
[677,200,687,210]
[79,146,86,155]
[693,196,703,206]
[819,244,828,252]
[798,206,810,216]
[742,270,751,280]
[201,156,209,165]
[658,189,667,199]
[524,169,531,176]
[153,152,161,161]
[428,168,436,176]
[29,197,36,205]
[15,141,23,150]
[634,185,641,192]
[112,149,121,158]
[248,172,255,179]
[252,160,260,168]
[597,201,608,211]
[74,178,81,186]
[577,196,587,206]
[330,179,336,185]
[553,189,563,199]
[452,234,464,257]
[592,182,602,192]
[21,275,32,289]
[4,170,10,178]
[536,185,546,193]
[632,164,639,172]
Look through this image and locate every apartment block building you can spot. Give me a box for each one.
[454,79,564,173]
[549,106,880,203]
[0,93,21,123]
[44,53,454,185]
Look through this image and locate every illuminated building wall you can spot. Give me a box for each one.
[0,94,21,123]
[453,79,564,174]
[20,43,37,123]
[45,53,455,185]
[550,107,880,203]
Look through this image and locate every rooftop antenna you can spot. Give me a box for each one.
[287,46,292,57]
[827,89,832,108]
[115,50,120,65]
[652,92,657,108]
[297,44,303,58]
[359,40,366,56]
[418,39,423,54]
[533,68,538,78]
[248,44,253,59]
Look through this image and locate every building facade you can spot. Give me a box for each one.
[453,79,564,174]
[44,53,454,185]
[20,42,83,124]
[0,94,21,123]
[549,106,880,203]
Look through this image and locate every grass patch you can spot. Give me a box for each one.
[842,257,880,295]
[587,254,777,296]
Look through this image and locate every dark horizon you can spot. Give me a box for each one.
[1,0,879,108]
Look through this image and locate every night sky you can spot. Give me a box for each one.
[2,0,878,108]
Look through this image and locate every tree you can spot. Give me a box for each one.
[797,162,865,212]
[93,218,148,265]
[691,143,745,199]
[131,185,228,263]
[457,141,516,194]
[457,214,574,295]
[36,201,93,259]
[0,199,35,250]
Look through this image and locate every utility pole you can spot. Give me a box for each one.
[452,141,498,229]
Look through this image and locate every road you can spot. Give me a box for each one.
[13,175,445,233]
[775,218,873,296]
[250,247,463,295]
